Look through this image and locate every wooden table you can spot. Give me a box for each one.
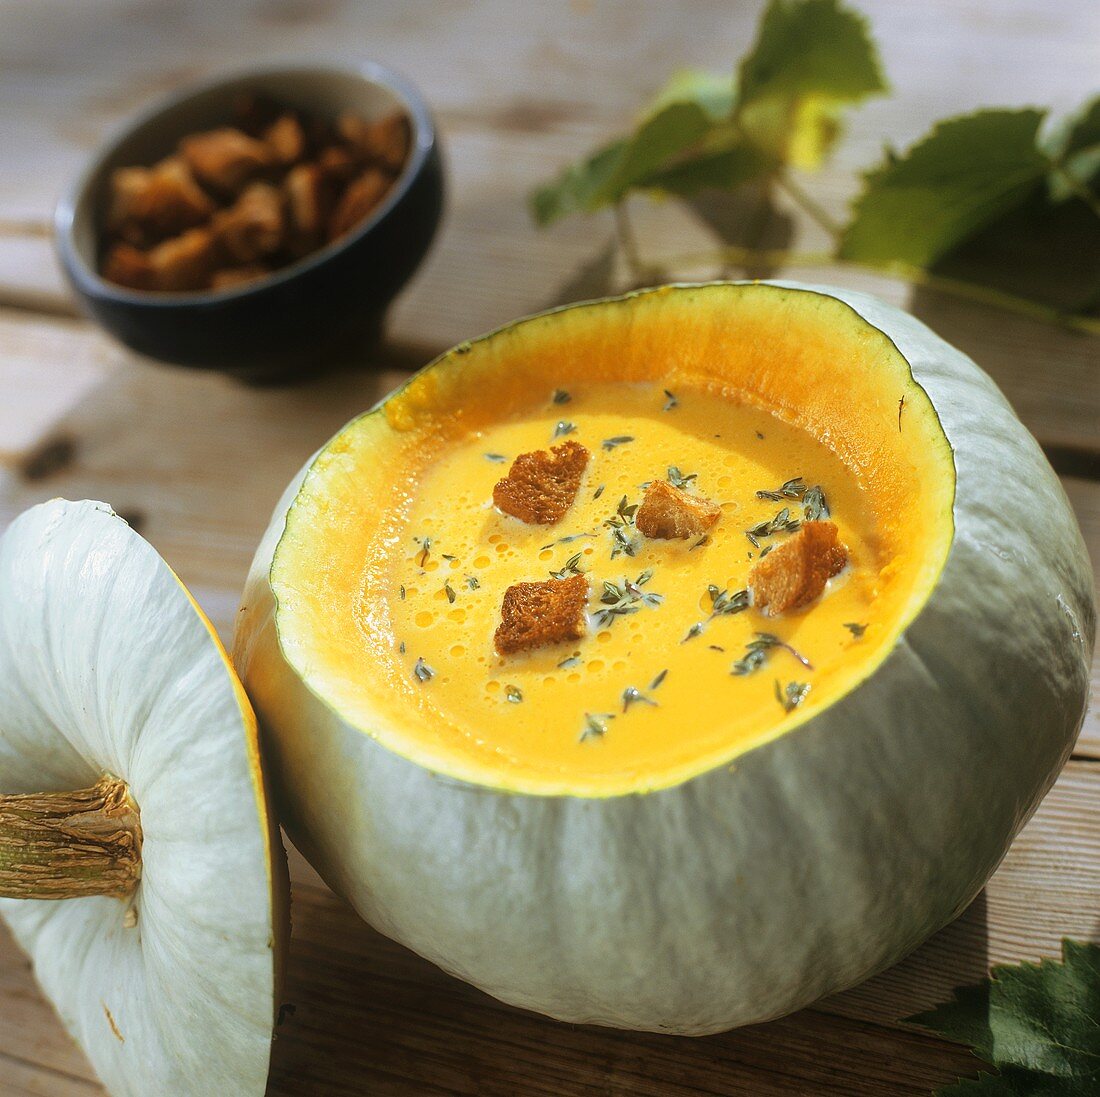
[2,2,1098,1093]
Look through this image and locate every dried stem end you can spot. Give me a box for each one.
[0,776,142,901]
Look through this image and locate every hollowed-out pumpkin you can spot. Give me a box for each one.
[235,281,1094,1034]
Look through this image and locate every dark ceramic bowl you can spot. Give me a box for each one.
[55,61,444,381]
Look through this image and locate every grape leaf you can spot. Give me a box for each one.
[840,109,1051,267]
[530,77,733,226]
[909,940,1100,1095]
[531,0,885,225]
[737,0,887,169]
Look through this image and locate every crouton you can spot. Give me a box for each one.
[493,440,589,525]
[179,127,274,194]
[494,574,589,655]
[749,520,848,615]
[263,113,307,165]
[327,169,390,240]
[107,158,214,245]
[317,146,357,185]
[338,110,410,173]
[210,264,270,291]
[101,243,156,290]
[283,163,335,255]
[635,479,721,540]
[212,182,285,263]
[146,227,218,291]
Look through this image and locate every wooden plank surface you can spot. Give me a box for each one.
[1,1,1098,1094]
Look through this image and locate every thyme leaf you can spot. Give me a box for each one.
[550,551,585,580]
[802,485,830,521]
[667,465,698,489]
[845,621,867,638]
[775,679,810,712]
[465,575,481,590]
[622,686,658,713]
[505,685,523,704]
[399,584,406,600]
[745,506,801,547]
[604,495,641,559]
[580,712,614,742]
[415,536,432,567]
[663,389,678,411]
[554,420,577,438]
[540,530,597,550]
[593,483,606,500]
[413,657,434,682]
[443,579,456,603]
[552,388,572,405]
[484,452,507,463]
[558,652,582,669]
[732,632,812,676]
[756,476,805,502]
[708,585,751,617]
[602,435,634,451]
[650,668,668,690]
[683,622,705,642]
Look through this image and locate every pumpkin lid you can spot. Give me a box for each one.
[0,499,284,1097]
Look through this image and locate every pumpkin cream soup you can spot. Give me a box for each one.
[365,381,886,790]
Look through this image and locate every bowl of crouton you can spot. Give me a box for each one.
[55,61,444,381]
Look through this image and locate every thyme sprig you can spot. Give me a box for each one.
[622,686,658,713]
[593,569,663,628]
[540,530,596,550]
[708,585,751,616]
[580,712,615,742]
[731,632,812,676]
[550,551,586,579]
[602,435,634,451]
[802,484,830,521]
[667,466,697,489]
[604,494,640,559]
[756,476,806,502]
[745,506,802,547]
[775,679,810,712]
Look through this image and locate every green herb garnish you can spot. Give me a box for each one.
[484,452,507,463]
[708,585,751,617]
[413,657,434,682]
[554,420,577,438]
[550,551,585,580]
[399,585,406,600]
[732,632,812,676]
[682,622,705,642]
[602,435,634,451]
[580,712,614,742]
[844,621,867,638]
[443,579,456,603]
[745,507,801,547]
[775,679,809,712]
[540,530,597,551]
[756,476,805,502]
[650,668,668,690]
[415,536,432,567]
[621,686,657,713]
[466,575,481,591]
[802,485,830,521]
[604,495,641,559]
[552,389,572,405]
[593,483,606,500]
[663,389,678,411]
[667,466,697,488]
[558,653,582,669]
[594,571,663,628]
[505,685,523,704]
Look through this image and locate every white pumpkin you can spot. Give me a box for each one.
[235,282,1095,1034]
[0,500,285,1096]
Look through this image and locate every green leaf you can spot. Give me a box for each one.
[737,0,887,168]
[840,109,1050,267]
[910,940,1100,1095]
[530,75,734,226]
[1041,96,1100,203]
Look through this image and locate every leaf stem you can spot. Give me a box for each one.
[643,243,1100,337]
[614,201,646,282]
[1049,162,1100,222]
[774,172,844,239]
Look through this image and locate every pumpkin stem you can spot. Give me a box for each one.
[0,776,142,900]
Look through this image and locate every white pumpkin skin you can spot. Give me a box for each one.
[236,283,1095,1034]
[0,501,280,1095]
